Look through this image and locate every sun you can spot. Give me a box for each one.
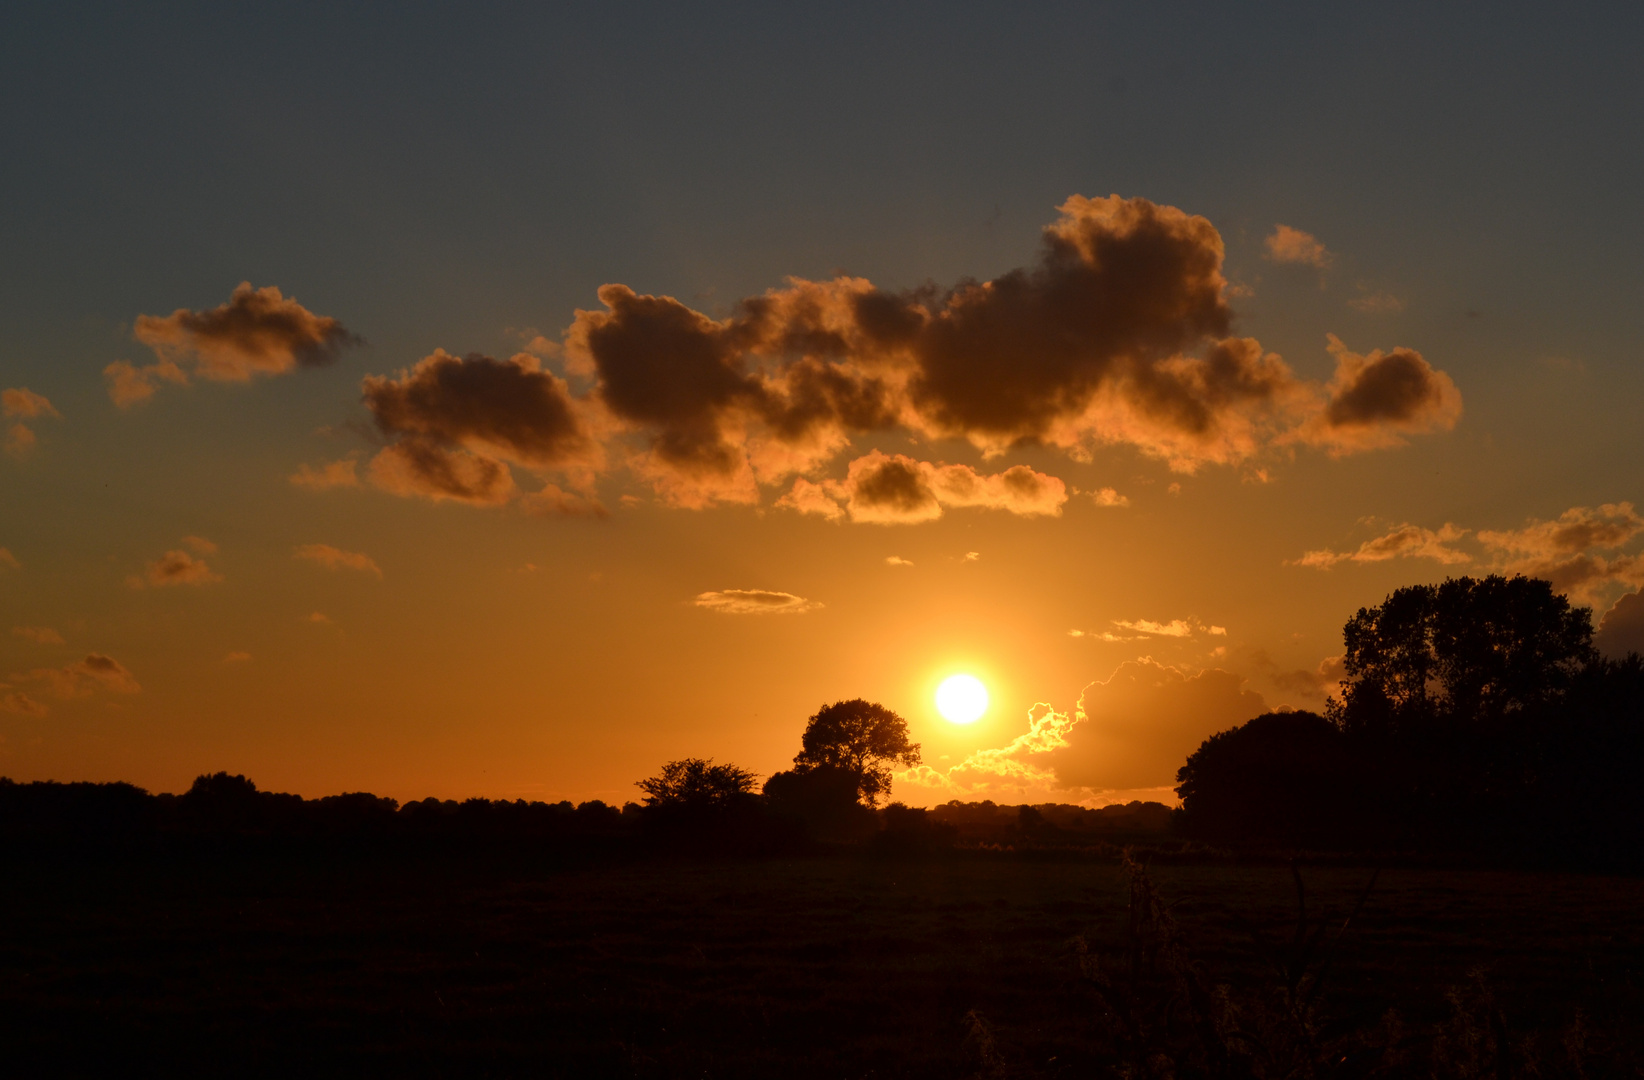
[935,674,989,724]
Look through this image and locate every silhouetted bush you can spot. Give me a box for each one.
[763,764,878,843]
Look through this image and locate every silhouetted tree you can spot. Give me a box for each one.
[1175,711,1361,844]
[791,699,921,806]
[1329,575,1594,737]
[636,758,758,810]
[762,764,877,842]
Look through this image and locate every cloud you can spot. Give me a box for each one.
[693,589,822,615]
[223,651,252,663]
[1088,487,1130,507]
[776,477,846,521]
[963,551,981,562]
[1477,503,1644,560]
[1292,523,1471,568]
[0,548,18,570]
[547,196,1457,505]
[103,358,188,408]
[133,282,361,383]
[1596,591,1644,659]
[182,535,217,555]
[518,483,608,518]
[1348,289,1404,314]
[290,458,360,490]
[294,543,382,578]
[307,611,331,624]
[360,350,600,508]
[904,658,1266,796]
[12,626,64,645]
[13,653,142,703]
[1264,224,1333,269]
[777,451,1067,525]
[1477,503,1644,604]
[129,547,221,587]
[1288,335,1462,453]
[885,556,914,567]
[1071,617,1227,642]
[1270,655,1347,699]
[2,388,58,419]
[1,688,49,716]
[3,388,61,458]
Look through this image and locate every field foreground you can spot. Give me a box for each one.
[3,852,1641,1076]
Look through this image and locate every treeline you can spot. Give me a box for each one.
[1175,575,1644,868]
[0,770,1170,857]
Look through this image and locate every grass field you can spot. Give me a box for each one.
[3,851,1640,1076]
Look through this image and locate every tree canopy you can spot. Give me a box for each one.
[793,699,921,806]
[635,758,758,810]
[1329,574,1595,735]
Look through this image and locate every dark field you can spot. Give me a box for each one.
[4,852,1641,1077]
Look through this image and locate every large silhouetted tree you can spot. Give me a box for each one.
[1328,574,1594,736]
[791,699,921,806]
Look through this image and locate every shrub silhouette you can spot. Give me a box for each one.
[763,764,877,843]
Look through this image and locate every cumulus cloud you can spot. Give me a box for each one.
[885,556,914,567]
[294,543,382,577]
[3,387,61,457]
[10,654,142,710]
[132,282,360,384]
[1292,523,1471,568]
[1596,591,1644,659]
[290,458,361,490]
[693,589,822,615]
[904,658,1266,797]
[129,547,221,588]
[1287,335,1462,454]
[338,196,1456,514]
[360,350,600,508]
[12,626,64,645]
[1088,487,1130,507]
[777,451,1067,525]
[1264,224,1333,269]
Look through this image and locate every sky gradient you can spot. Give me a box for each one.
[4,2,1643,806]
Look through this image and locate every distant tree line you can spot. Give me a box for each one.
[1175,575,1644,866]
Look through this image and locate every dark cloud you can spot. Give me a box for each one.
[1293,335,1462,452]
[135,282,361,381]
[1292,523,1471,568]
[1596,591,1644,659]
[360,350,599,508]
[349,196,1460,512]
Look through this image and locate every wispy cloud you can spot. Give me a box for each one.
[294,543,382,578]
[1264,224,1333,269]
[693,589,822,615]
[12,626,64,645]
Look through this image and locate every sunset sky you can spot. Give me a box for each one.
[4,4,1643,807]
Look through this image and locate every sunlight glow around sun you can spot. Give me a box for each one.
[935,674,990,724]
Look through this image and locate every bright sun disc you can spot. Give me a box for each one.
[935,674,989,724]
